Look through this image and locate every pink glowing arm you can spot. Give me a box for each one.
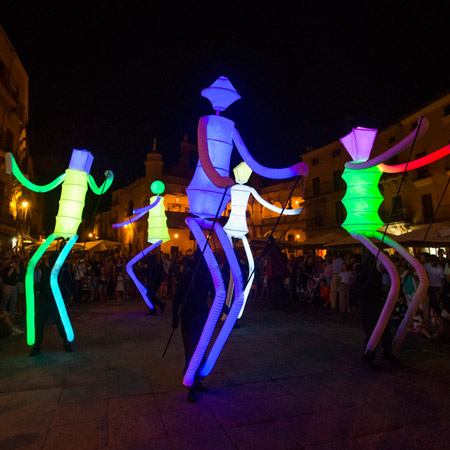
[378,144,450,173]
[198,117,234,189]
[249,188,303,215]
[233,129,309,179]
[345,117,429,169]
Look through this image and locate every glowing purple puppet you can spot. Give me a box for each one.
[112,180,170,311]
[339,119,433,353]
[183,76,308,386]
[223,162,303,319]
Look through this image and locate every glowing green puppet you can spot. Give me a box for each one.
[6,149,114,346]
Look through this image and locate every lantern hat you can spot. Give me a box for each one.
[201,76,241,111]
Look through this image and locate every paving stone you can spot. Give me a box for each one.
[170,428,237,450]
[44,421,107,450]
[108,413,165,446]
[210,399,272,428]
[162,408,220,435]
[108,394,159,418]
[52,400,108,426]
[155,389,208,412]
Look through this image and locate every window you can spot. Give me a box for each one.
[312,177,320,196]
[389,136,395,143]
[127,200,134,217]
[422,194,433,222]
[391,195,403,221]
[332,149,340,158]
[5,129,14,153]
[416,151,429,179]
[312,157,319,166]
[333,170,344,190]
[387,154,399,165]
[335,201,346,225]
[444,104,450,117]
[411,121,417,131]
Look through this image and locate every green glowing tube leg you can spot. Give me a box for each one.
[25,233,58,346]
[50,235,78,342]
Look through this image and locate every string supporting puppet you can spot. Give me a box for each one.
[183,76,308,386]
[112,180,170,311]
[340,118,450,351]
[223,162,303,319]
[6,150,114,346]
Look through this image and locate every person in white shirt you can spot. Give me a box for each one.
[339,262,353,312]
[424,255,445,319]
[330,253,344,310]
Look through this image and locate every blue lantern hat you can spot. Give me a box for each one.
[201,76,241,112]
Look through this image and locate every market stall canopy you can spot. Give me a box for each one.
[396,222,450,247]
[327,231,397,248]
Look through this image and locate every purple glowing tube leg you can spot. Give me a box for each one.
[126,241,163,309]
[376,236,429,346]
[351,232,400,351]
[199,223,244,378]
[183,217,226,387]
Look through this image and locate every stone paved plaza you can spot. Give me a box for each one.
[1,297,450,450]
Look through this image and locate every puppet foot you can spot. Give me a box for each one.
[187,387,197,403]
[29,346,40,357]
[194,380,207,392]
[64,343,73,353]
[146,309,157,316]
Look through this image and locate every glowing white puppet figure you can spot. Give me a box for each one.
[183,76,308,386]
[223,162,303,319]
[112,180,170,310]
[5,149,114,346]
[340,118,450,350]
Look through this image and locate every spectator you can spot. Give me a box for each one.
[330,252,344,310]
[1,254,20,321]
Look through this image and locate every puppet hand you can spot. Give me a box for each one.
[104,170,114,178]
[5,153,13,174]
[294,162,309,177]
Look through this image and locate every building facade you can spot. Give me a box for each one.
[0,26,41,250]
[301,91,450,240]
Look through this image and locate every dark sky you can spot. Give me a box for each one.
[1,3,450,186]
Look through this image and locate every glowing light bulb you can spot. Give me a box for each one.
[22,201,28,208]
[174,233,179,238]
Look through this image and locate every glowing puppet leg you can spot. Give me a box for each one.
[25,233,59,346]
[239,235,255,319]
[126,241,163,310]
[50,235,78,342]
[224,236,254,319]
[199,222,244,378]
[351,232,400,351]
[183,217,226,387]
[375,235,429,346]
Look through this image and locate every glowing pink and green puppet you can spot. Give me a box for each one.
[183,76,308,386]
[112,180,170,310]
[340,118,450,350]
[5,150,114,346]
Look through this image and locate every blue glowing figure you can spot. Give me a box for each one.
[183,77,309,386]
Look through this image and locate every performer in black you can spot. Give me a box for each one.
[172,249,213,402]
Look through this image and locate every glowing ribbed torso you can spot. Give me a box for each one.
[341,164,384,234]
[54,169,88,237]
[148,195,170,243]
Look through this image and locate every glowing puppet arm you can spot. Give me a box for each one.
[233,129,309,179]
[378,144,450,173]
[345,117,429,169]
[112,210,148,228]
[132,195,161,214]
[5,152,66,192]
[198,116,234,188]
[249,187,303,215]
[88,170,114,195]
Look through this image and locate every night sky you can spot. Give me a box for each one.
[1,3,450,187]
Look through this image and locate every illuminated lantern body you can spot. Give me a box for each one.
[340,126,430,352]
[5,149,113,346]
[147,195,170,243]
[112,181,169,310]
[183,77,308,387]
[341,164,384,234]
[54,169,89,237]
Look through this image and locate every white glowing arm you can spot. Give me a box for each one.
[250,187,302,215]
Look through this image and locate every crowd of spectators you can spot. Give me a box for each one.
[1,244,450,344]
